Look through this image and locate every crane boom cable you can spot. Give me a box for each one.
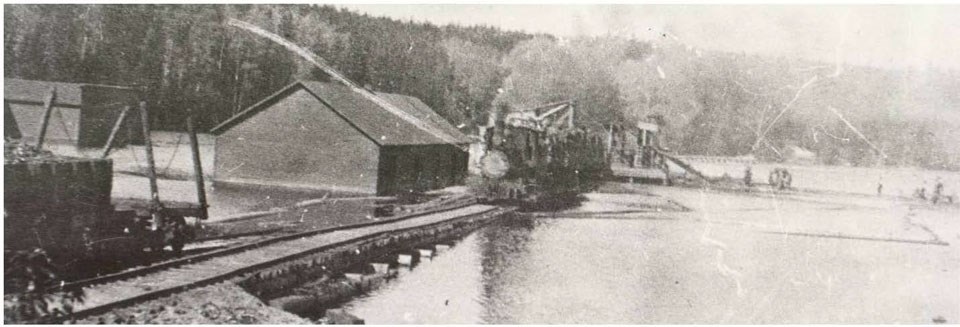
[225,18,458,144]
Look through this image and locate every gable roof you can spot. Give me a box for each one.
[210,80,471,146]
[373,92,472,144]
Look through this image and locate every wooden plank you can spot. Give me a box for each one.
[34,87,57,149]
[187,115,209,220]
[100,105,132,158]
[137,101,160,206]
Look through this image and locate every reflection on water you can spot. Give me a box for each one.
[341,218,675,324]
[340,205,958,324]
[340,219,538,324]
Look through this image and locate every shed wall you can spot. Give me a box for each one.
[377,144,467,195]
[78,85,144,147]
[8,103,80,145]
[215,89,380,193]
[5,87,142,148]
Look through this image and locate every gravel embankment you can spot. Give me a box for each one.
[73,283,310,324]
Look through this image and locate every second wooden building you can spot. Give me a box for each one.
[210,80,471,195]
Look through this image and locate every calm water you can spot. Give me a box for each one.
[341,218,684,324]
[337,209,958,324]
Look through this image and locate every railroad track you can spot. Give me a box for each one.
[35,196,504,323]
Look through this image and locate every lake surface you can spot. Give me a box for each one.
[106,164,958,323]
[342,217,743,324]
[337,194,959,324]
[112,162,960,221]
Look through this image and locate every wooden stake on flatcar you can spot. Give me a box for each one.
[100,105,133,158]
[35,87,57,149]
[138,101,161,211]
[187,114,208,220]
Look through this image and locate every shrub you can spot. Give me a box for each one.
[4,249,85,323]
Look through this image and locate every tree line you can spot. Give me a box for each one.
[4,4,534,131]
[5,4,959,170]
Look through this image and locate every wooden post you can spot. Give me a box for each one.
[138,101,160,207]
[605,124,613,154]
[35,87,57,149]
[100,105,133,158]
[187,114,209,220]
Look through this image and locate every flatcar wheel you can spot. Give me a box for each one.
[166,216,187,257]
[170,235,185,256]
[148,234,166,257]
[170,240,184,256]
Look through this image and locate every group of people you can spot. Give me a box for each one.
[742,166,792,191]
[740,166,954,205]
[913,178,952,204]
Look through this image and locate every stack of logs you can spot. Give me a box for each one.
[4,145,114,253]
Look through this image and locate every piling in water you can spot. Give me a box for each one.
[417,249,433,258]
[370,263,390,275]
[397,254,414,266]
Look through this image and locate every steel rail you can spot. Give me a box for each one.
[44,204,511,323]
[48,196,479,295]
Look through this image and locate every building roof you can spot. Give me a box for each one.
[5,78,84,107]
[786,145,817,160]
[210,80,472,146]
[373,92,471,144]
[636,121,659,132]
[4,78,140,108]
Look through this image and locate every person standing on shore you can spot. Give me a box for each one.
[744,166,753,187]
[932,177,944,204]
[915,180,928,200]
[877,175,883,196]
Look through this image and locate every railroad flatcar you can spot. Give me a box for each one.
[3,142,201,266]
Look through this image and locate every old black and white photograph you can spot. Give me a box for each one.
[3,2,959,324]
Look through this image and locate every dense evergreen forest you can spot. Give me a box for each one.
[5,4,959,170]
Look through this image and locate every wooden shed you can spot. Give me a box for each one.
[209,80,472,195]
[4,78,144,148]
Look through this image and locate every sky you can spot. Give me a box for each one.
[338,4,960,70]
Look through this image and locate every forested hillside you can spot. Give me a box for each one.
[5,4,959,170]
[4,4,534,131]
